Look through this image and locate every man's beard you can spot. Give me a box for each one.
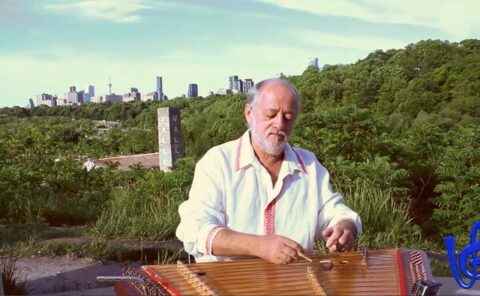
[249,121,287,156]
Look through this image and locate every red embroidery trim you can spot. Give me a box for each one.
[205,225,224,255]
[234,136,243,171]
[264,200,277,235]
[264,175,290,235]
[293,148,307,173]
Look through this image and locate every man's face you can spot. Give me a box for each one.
[245,81,300,156]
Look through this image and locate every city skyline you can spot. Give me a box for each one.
[1,0,479,107]
[32,73,255,107]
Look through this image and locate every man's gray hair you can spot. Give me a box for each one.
[246,78,301,108]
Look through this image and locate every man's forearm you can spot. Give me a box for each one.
[211,228,261,257]
[211,228,304,264]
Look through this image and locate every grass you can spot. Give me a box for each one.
[1,253,27,295]
[319,183,441,251]
[314,183,453,278]
[0,221,48,246]
[36,225,89,240]
[1,219,186,264]
[92,186,183,241]
[6,233,185,264]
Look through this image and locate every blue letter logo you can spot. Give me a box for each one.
[445,221,480,289]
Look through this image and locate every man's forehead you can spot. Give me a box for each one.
[257,82,299,110]
[260,81,295,95]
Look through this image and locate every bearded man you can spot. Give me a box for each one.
[176,78,361,264]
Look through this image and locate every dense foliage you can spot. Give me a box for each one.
[0,39,479,249]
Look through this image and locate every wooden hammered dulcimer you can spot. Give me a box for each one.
[101,248,442,296]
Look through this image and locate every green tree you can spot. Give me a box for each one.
[431,125,480,244]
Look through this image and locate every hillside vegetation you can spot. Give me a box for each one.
[1,39,479,254]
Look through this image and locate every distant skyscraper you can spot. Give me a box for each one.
[27,98,34,108]
[156,76,164,100]
[87,85,95,96]
[244,79,254,94]
[188,84,198,98]
[66,86,81,105]
[84,84,95,103]
[108,77,112,95]
[240,80,245,93]
[76,90,84,104]
[229,75,239,91]
[309,57,319,69]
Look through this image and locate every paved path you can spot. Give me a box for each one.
[35,287,116,296]
[16,256,140,295]
[436,277,480,296]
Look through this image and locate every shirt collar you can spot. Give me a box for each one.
[233,130,307,174]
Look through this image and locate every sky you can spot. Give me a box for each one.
[0,0,479,107]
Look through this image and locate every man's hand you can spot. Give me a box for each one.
[212,229,303,264]
[322,220,357,252]
[256,235,303,264]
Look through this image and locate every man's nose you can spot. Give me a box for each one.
[273,113,286,129]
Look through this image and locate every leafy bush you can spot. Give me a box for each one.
[431,125,480,244]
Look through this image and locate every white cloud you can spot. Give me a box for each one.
[260,0,480,40]
[0,1,31,27]
[43,0,154,22]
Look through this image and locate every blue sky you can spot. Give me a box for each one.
[0,0,479,107]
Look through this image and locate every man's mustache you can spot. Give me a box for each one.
[268,129,287,138]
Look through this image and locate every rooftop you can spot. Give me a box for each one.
[88,153,159,171]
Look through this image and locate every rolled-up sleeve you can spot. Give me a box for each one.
[316,163,362,239]
[176,149,227,257]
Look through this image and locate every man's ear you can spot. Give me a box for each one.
[244,104,252,123]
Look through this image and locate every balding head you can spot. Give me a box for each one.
[246,78,301,111]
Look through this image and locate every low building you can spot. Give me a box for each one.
[216,88,233,95]
[34,93,57,107]
[142,91,158,101]
[90,96,104,103]
[104,94,123,103]
[123,87,141,102]
[83,153,160,171]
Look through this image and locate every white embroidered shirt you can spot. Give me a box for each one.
[176,131,362,262]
